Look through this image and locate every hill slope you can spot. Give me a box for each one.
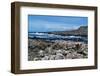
[48,26,88,37]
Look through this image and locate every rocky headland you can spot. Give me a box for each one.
[42,26,88,37]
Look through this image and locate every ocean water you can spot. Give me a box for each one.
[28,32,88,43]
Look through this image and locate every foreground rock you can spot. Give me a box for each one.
[28,39,88,61]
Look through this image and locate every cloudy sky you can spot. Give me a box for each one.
[28,15,88,32]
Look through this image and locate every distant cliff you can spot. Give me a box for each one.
[48,26,88,37]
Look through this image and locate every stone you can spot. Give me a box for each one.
[38,50,45,57]
[55,53,64,60]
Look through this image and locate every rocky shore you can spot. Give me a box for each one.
[28,38,88,61]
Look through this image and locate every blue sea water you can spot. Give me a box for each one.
[28,32,88,43]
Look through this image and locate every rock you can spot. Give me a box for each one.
[77,43,88,57]
[83,50,88,55]
[76,54,84,59]
[65,52,76,59]
[41,56,49,60]
[49,55,56,60]
[56,50,62,54]
[55,53,64,60]
[38,50,45,57]
[28,39,88,61]
[34,58,40,61]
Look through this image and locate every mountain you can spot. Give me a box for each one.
[47,26,88,37]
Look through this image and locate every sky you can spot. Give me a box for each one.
[28,15,88,32]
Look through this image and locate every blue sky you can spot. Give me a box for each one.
[28,15,88,32]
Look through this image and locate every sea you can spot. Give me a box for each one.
[28,32,88,43]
